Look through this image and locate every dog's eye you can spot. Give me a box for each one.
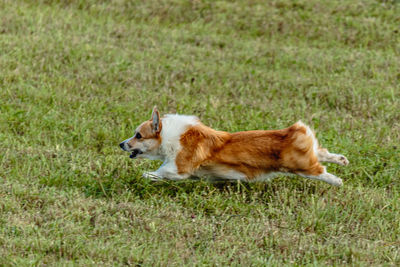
[135,133,142,139]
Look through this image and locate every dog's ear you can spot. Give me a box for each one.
[151,106,161,133]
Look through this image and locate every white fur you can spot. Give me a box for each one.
[142,114,199,180]
[297,120,318,155]
[143,162,189,181]
[159,114,199,160]
[298,168,343,186]
[317,151,349,166]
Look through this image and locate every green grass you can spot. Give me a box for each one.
[1,0,400,265]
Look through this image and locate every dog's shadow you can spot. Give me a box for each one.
[123,175,324,202]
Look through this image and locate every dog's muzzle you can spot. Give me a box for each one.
[119,141,131,151]
[119,141,142,158]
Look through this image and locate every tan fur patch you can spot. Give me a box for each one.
[176,123,325,179]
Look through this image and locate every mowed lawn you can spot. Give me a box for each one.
[1,0,399,265]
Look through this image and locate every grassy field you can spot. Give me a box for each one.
[1,0,400,265]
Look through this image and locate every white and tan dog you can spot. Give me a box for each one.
[120,107,349,186]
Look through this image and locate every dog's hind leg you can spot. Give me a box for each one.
[296,164,343,187]
[298,171,343,187]
[317,148,349,166]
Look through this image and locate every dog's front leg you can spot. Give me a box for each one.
[142,161,190,181]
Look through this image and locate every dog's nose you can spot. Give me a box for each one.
[119,142,124,149]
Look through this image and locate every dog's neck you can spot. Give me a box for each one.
[158,114,199,161]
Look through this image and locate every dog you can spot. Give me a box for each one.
[119,107,349,186]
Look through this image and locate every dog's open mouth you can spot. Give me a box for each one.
[129,149,143,158]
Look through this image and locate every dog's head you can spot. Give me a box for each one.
[119,107,163,159]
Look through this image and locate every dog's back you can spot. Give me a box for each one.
[177,121,325,181]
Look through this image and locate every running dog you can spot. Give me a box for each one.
[119,107,349,186]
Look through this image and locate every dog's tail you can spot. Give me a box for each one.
[290,121,319,157]
[282,121,326,175]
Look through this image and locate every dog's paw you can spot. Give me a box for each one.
[142,172,163,181]
[338,155,349,166]
[332,177,343,187]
